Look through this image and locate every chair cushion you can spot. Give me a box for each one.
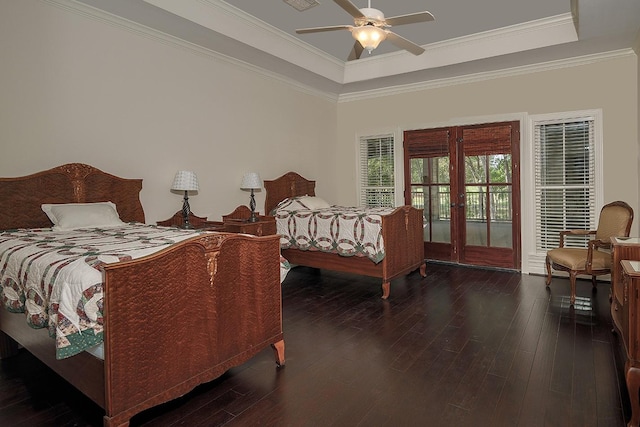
[547,248,611,271]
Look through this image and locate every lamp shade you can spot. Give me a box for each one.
[171,170,199,191]
[240,172,262,190]
[351,25,387,53]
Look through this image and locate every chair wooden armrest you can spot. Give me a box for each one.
[590,238,611,250]
[585,238,611,273]
[559,229,596,247]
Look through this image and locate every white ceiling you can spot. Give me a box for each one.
[72,0,640,96]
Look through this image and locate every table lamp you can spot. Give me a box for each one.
[171,170,199,228]
[240,172,262,223]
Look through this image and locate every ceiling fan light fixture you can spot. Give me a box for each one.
[294,0,433,60]
[351,25,386,53]
[283,0,319,12]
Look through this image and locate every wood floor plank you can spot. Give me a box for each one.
[550,314,575,396]
[492,349,535,425]
[571,320,598,427]
[516,309,561,426]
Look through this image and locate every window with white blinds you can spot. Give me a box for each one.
[534,116,596,251]
[359,134,395,207]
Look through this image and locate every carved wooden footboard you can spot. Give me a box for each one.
[265,172,426,299]
[102,232,283,426]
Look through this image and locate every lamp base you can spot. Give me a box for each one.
[248,190,258,222]
[181,191,193,229]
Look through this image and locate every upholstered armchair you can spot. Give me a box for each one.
[545,201,634,305]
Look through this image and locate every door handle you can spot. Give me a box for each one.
[459,204,465,208]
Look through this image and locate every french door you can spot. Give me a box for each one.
[403,121,521,269]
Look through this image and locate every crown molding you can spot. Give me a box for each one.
[338,49,635,102]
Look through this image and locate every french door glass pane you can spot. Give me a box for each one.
[465,156,486,184]
[465,186,488,246]
[489,154,511,183]
[464,154,513,248]
[490,185,512,248]
[431,185,451,243]
[410,157,450,243]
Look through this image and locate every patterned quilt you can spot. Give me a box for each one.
[0,224,215,359]
[274,197,396,263]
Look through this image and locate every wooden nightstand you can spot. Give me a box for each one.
[219,205,277,236]
[157,211,224,231]
[222,217,276,236]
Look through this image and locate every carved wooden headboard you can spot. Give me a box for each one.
[0,163,145,230]
[263,172,316,215]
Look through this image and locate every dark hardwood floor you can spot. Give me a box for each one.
[0,262,630,426]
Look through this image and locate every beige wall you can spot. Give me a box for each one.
[0,0,336,223]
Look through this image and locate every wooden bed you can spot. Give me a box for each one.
[0,163,284,427]
[264,172,426,299]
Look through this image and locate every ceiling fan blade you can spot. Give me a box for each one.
[384,11,435,27]
[385,31,425,55]
[296,25,352,34]
[333,0,365,19]
[347,41,364,61]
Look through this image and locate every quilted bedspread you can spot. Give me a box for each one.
[274,197,396,263]
[0,224,213,359]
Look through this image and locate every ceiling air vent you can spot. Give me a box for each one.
[283,0,319,12]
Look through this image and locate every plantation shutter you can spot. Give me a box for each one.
[359,135,395,207]
[534,118,596,250]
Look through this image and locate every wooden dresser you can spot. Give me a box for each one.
[611,237,640,427]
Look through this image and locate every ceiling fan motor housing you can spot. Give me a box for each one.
[356,8,385,26]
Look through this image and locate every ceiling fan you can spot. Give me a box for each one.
[295,0,434,60]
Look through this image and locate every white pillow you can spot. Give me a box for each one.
[274,197,308,213]
[298,196,330,210]
[41,202,125,230]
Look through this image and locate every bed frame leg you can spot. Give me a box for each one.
[381,282,390,299]
[419,262,427,278]
[0,331,19,359]
[102,415,130,427]
[271,339,285,367]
